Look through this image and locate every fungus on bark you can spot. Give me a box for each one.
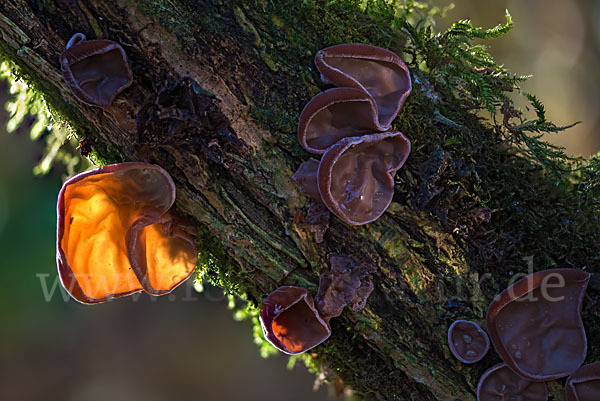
[57,162,197,304]
[259,286,331,355]
[291,159,330,243]
[447,320,490,364]
[60,33,133,107]
[486,269,590,381]
[315,43,412,128]
[292,158,322,203]
[317,131,411,225]
[565,363,600,401]
[477,363,548,401]
[297,87,384,154]
[315,256,376,318]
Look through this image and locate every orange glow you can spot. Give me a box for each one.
[142,223,197,292]
[58,163,197,302]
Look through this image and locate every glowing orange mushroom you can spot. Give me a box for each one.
[56,162,197,304]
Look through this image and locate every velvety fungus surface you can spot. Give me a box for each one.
[486,269,590,381]
[315,43,411,128]
[565,363,600,401]
[259,286,331,355]
[297,87,383,154]
[447,320,490,364]
[60,33,133,107]
[477,363,548,401]
[317,131,411,225]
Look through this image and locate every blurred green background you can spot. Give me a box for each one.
[0,1,598,400]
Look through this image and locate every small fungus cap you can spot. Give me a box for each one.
[486,269,590,381]
[259,286,331,355]
[477,363,548,401]
[317,131,411,225]
[565,363,600,401]
[297,87,385,154]
[56,162,197,304]
[447,320,490,364]
[315,43,411,128]
[291,158,322,202]
[60,33,133,107]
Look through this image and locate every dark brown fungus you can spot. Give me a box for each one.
[259,286,331,355]
[315,43,412,128]
[292,159,330,243]
[477,363,548,401]
[447,320,489,364]
[317,131,411,225]
[565,363,600,401]
[486,269,590,381]
[292,158,322,202]
[60,33,133,107]
[315,256,376,318]
[297,87,385,154]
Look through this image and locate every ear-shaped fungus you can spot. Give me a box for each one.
[298,87,385,154]
[486,269,590,381]
[60,33,133,107]
[57,162,197,304]
[315,43,412,128]
[477,363,548,401]
[292,158,322,202]
[317,131,410,225]
[565,363,600,401]
[315,256,376,318]
[447,320,490,364]
[259,286,331,355]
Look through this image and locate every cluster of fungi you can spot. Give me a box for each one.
[448,269,599,401]
[260,44,412,354]
[55,32,599,399]
[292,43,412,229]
[57,34,197,303]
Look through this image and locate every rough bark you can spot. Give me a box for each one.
[0,1,598,400]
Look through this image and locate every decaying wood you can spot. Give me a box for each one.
[1,1,598,400]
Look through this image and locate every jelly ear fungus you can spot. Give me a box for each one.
[60,33,133,107]
[565,363,600,401]
[259,286,331,355]
[486,269,590,381]
[315,43,412,128]
[317,131,411,225]
[315,256,376,318]
[297,87,386,154]
[477,363,548,401]
[57,162,197,304]
[447,320,489,364]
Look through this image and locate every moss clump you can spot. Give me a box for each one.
[0,45,124,174]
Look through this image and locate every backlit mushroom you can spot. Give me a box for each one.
[565,363,600,401]
[60,33,133,107]
[486,269,590,381]
[447,320,489,364]
[477,363,548,401]
[297,87,384,154]
[259,286,331,355]
[57,162,197,304]
[317,131,411,225]
[315,43,412,128]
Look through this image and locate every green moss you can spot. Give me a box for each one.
[194,223,243,296]
[3,0,599,394]
[0,44,124,174]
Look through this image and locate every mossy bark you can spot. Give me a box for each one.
[1,1,598,400]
